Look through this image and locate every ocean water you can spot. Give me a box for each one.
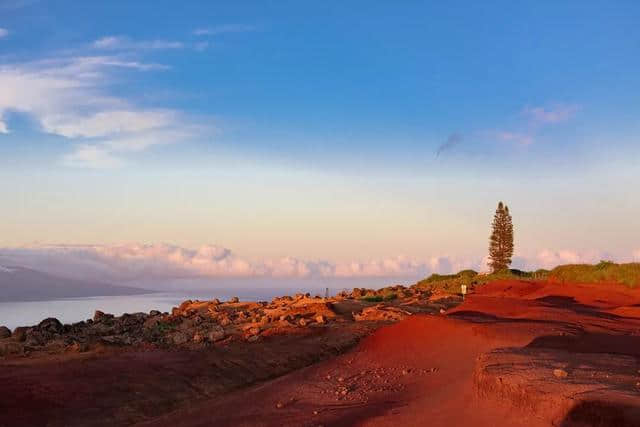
[0,288,325,330]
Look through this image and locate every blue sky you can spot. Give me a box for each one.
[0,1,639,281]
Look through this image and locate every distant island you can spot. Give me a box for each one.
[0,265,152,302]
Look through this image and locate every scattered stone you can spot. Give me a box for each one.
[149,310,161,316]
[169,331,189,345]
[315,315,325,324]
[275,402,284,409]
[553,368,568,378]
[68,341,89,353]
[230,296,240,303]
[0,341,23,356]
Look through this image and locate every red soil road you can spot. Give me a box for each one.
[140,280,640,427]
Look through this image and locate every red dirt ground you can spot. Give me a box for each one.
[140,280,640,427]
[2,280,640,426]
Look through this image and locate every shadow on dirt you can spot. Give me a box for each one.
[560,400,640,427]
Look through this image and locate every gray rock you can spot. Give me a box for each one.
[38,317,63,334]
[0,326,11,339]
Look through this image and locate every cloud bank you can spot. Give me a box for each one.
[0,243,634,285]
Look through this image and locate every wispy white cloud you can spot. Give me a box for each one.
[193,24,255,36]
[92,36,184,50]
[494,103,580,146]
[0,28,8,39]
[62,145,124,169]
[523,104,580,124]
[0,54,212,168]
[496,131,534,146]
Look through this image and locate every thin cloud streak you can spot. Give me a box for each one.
[523,104,580,124]
[193,25,255,36]
[92,36,184,50]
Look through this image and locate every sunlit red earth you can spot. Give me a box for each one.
[2,279,640,426]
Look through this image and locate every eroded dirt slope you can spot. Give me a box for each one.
[141,280,640,427]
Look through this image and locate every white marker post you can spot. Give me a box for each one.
[461,284,467,300]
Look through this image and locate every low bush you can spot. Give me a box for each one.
[549,261,640,287]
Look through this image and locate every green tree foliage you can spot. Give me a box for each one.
[488,201,514,272]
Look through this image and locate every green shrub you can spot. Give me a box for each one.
[360,295,383,302]
[549,262,640,287]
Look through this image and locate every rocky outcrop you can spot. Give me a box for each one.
[353,305,412,322]
[0,284,459,358]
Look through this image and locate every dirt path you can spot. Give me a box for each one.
[140,280,640,427]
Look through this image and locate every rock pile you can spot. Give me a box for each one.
[0,284,463,358]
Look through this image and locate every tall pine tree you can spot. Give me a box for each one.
[488,201,514,272]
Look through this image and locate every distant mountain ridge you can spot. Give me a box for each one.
[0,265,151,302]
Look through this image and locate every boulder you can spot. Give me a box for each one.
[315,315,325,324]
[0,326,11,339]
[67,341,89,353]
[354,305,411,322]
[12,327,29,342]
[38,317,63,334]
[207,326,226,342]
[101,335,132,346]
[230,296,240,303]
[149,310,161,316]
[24,328,47,347]
[93,311,113,322]
[143,317,162,329]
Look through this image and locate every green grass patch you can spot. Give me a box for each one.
[412,261,640,292]
[548,261,640,287]
[413,268,548,293]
